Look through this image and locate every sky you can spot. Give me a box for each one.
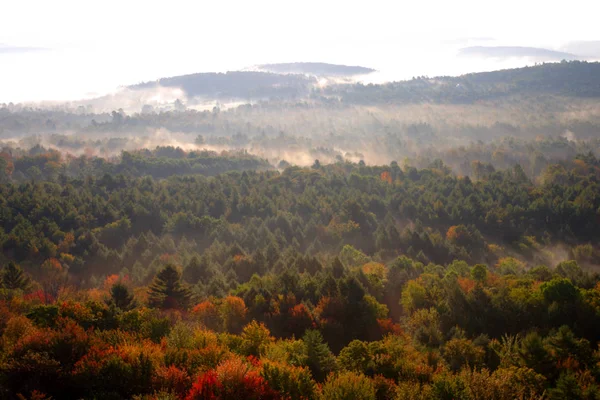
[1,0,599,103]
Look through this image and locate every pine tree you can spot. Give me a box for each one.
[319,273,339,297]
[183,255,211,284]
[303,329,337,382]
[148,264,192,309]
[1,262,31,291]
[109,281,136,310]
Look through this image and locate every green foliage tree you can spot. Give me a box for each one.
[148,264,192,310]
[320,371,376,400]
[470,264,488,283]
[337,340,371,374]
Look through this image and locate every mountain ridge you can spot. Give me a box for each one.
[459,45,580,61]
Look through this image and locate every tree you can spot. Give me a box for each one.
[186,358,277,400]
[195,135,205,146]
[241,321,274,356]
[221,296,248,334]
[108,281,136,311]
[148,264,192,310]
[442,338,484,372]
[0,156,13,183]
[40,258,67,303]
[541,278,580,304]
[470,264,488,284]
[183,255,212,284]
[303,329,337,382]
[320,371,376,400]
[339,245,370,268]
[1,262,31,291]
[547,372,584,400]
[401,280,428,314]
[471,160,484,180]
[338,340,371,374]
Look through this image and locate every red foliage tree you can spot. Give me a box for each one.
[186,358,279,400]
[192,300,222,331]
[287,303,315,337]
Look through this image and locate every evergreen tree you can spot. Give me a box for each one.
[109,281,136,311]
[148,264,192,309]
[319,273,339,297]
[182,255,211,284]
[1,262,31,291]
[303,329,337,382]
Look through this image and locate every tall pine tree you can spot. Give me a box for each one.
[303,329,337,382]
[148,264,192,309]
[1,262,31,291]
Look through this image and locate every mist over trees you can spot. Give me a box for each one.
[2,61,600,398]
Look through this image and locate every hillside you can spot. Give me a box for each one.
[256,62,376,76]
[458,45,580,61]
[129,71,315,99]
[124,61,600,105]
[325,60,600,103]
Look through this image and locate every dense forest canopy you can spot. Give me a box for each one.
[2,61,600,399]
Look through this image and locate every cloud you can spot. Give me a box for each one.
[0,44,50,54]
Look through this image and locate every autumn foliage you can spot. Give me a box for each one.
[186,358,278,400]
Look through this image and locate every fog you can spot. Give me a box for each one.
[2,34,599,103]
[4,90,600,181]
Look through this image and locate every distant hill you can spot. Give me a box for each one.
[561,41,600,58]
[128,61,600,105]
[255,62,376,76]
[129,71,315,99]
[324,61,600,104]
[459,46,580,61]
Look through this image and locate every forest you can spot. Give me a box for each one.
[1,149,600,398]
[2,61,600,399]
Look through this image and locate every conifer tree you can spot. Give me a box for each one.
[148,264,192,309]
[1,262,31,291]
[303,329,337,382]
[320,273,339,297]
[109,281,136,310]
[183,255,211,284]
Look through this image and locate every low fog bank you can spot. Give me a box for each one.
[4,61,600,179]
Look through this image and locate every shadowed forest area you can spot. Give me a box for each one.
[2,61,600,399]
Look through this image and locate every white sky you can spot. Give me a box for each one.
[1,0,599,102]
